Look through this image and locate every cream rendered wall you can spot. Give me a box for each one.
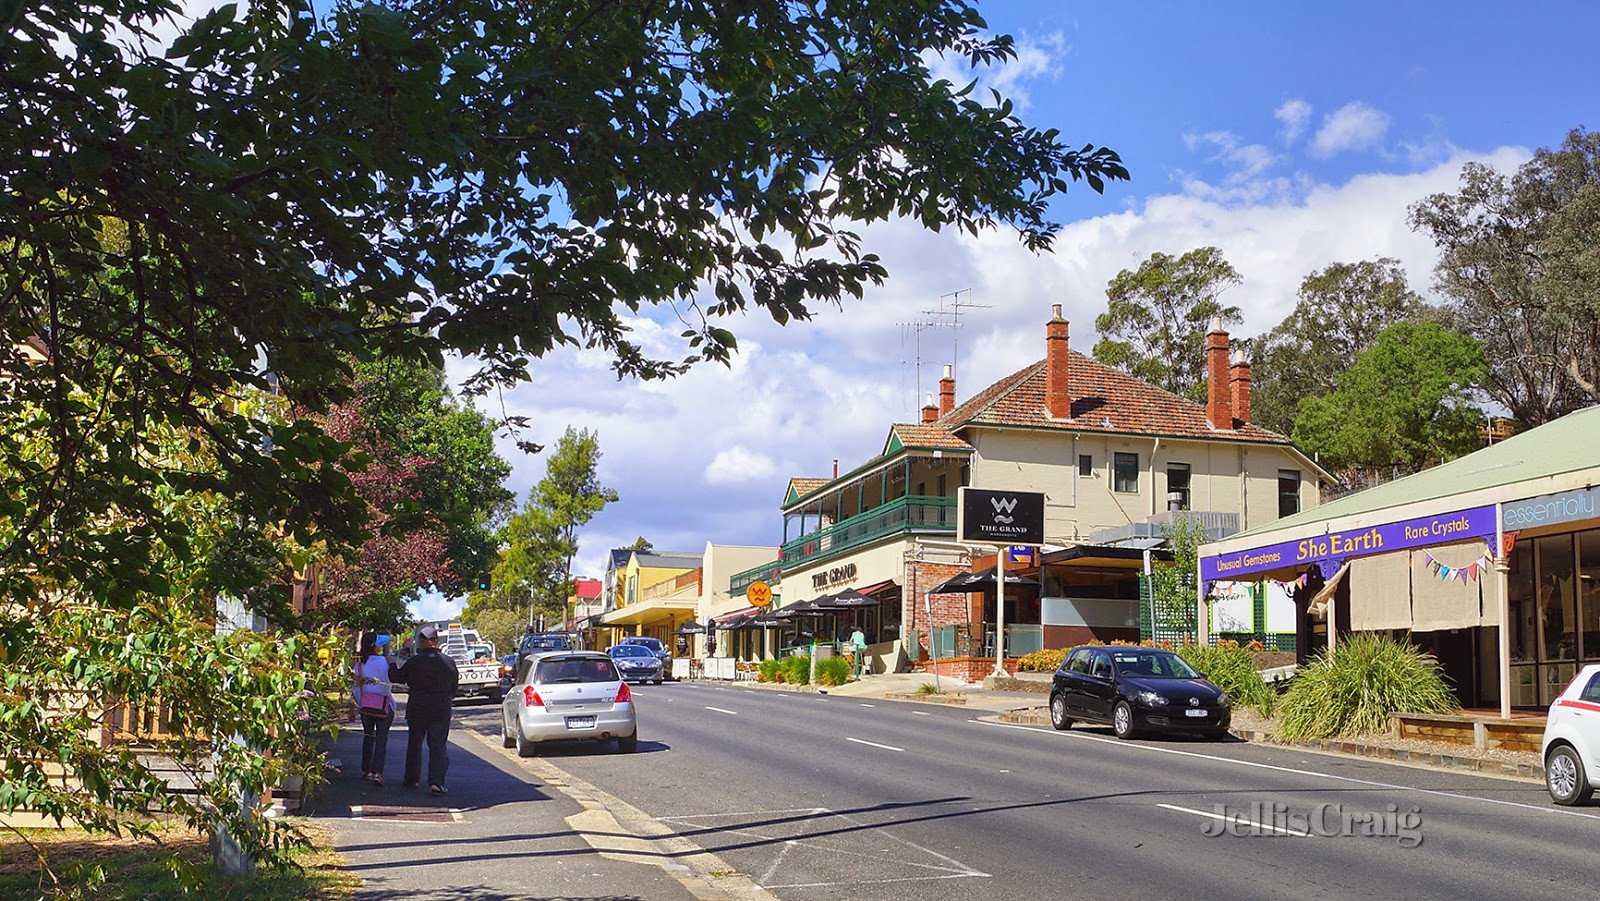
[780,539,908,605]
[966,428,1317,542]
[698,543,780,622]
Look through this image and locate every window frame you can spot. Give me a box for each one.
[1166,462,1192,510]
[1278,469,1301,517]
[1078,454,1093,477]
[1113,452,1140,494]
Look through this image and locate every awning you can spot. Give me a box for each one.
[855,579,899,596]
[1307,561,1351,616]
[712,606,759,625]
[930,568,1040,594]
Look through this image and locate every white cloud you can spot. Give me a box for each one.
[1274,99,1312,143]
[704,446,777,485]
[1311,102,1392,157]
[923,31,1068,110]
[408,591,464,625]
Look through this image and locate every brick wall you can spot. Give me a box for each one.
[914,656,1019,682]
[901,560,970,659]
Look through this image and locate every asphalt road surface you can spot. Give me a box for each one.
[452,682,1600,901]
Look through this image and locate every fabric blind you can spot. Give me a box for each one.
[1348,550,1412,631]
[1410,541,1490,632]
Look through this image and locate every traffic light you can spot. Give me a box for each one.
[475,572,491,592]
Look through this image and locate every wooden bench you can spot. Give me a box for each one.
[1391,712,1546,752]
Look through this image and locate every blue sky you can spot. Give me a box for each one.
[399,2,1600,622]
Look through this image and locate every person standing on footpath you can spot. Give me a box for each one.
[354,633,395,785]
[393,624,458,795]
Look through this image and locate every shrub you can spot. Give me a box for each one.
[757,658,782,683]
[1276,633,1459,739]
[779,653,812,685]
[1178,642,1276,716]
[815,656,852,686]
[1017,648,1067,672]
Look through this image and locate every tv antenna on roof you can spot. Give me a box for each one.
[898,318,939,413]
[924,288,989,380]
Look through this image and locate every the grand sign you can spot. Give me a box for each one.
[1200,505,1496,582]
[811,562,858,590]
[958,487,1046,547]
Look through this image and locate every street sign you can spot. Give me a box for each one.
[958,487,1046,547]
[748,581,773,607]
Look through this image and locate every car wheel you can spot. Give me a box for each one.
[1049,693,1073,731]
[617,731,638,753]
[515,723,540,758]
[1546,744,1594,806]
[1112,701,1138,740]
[501,712,515,748]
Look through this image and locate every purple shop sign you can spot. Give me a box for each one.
[1200,505,1497,582]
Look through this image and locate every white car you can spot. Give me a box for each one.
[501,651,638,756]
[1542,662,1600,805]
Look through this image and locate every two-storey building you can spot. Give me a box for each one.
[753,305,1327,676]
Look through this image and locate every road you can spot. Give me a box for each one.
[446,680,1599,901]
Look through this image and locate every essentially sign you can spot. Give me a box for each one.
[747,581,773,607]
[1200,505,1497,582]
[958,487,1046,547]
[1503,485,1600,531]
[811,562,858,590]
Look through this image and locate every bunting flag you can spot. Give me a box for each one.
[1268,571,1313,593]
[1421,539,1494,585]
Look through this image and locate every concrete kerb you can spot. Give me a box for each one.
[976,713,1546,785]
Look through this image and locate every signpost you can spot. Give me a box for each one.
[748,581,773,608]
[957,488,1046,677]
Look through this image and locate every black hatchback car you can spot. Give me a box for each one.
[1049,646,1230,739]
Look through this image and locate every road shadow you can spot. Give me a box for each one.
[308,720,553,819]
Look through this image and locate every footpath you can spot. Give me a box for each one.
[308,713,695,901]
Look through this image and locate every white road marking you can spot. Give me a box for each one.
[845,737,905,752]
[704,706,739,715]
[912,711,932,716]
[767,873,982,889]
[974,719,1600,821]
[858,703,877,708]
[1158,802,1311,836]
[658,807,827,821]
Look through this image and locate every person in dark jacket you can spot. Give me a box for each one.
[393,624,459,794]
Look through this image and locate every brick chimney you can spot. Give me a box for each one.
[1205,317,1233,430]
[1230,350,1252,427]
[938,365,955,417]
[920,393,938,424]
[1045,304,1070,419]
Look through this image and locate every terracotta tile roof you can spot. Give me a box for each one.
[943,351,1293,445]
[887,422,971,451]
[787,477,829,497]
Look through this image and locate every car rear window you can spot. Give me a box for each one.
[536,657,618,683]
[1582,673,1600,703]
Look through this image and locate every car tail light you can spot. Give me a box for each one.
[614,681,632,704]
[523,686,544,707]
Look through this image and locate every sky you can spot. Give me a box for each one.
[265,1,1595,623]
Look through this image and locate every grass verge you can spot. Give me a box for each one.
[0,819,357,900]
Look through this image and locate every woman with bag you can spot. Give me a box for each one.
[354,633,395,785]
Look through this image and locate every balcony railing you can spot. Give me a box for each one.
[729,560,783,598]
[781,495,956,569]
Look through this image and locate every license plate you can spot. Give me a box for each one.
[565,716,596,729]
[1185,709,1209,718]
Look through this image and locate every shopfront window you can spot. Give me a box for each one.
[1508,542,1535,663]
[1579,529,1600,661]
[1538,534,1577,663]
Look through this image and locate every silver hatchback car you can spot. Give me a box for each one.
[501,651,638,756]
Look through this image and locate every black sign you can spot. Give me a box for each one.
[958,487,1046,547]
